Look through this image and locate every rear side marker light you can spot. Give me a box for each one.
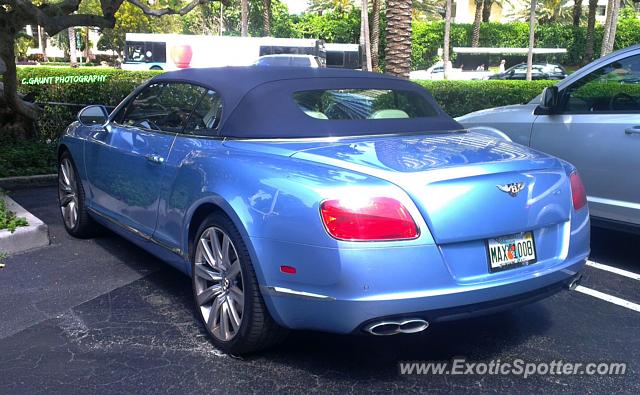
[280,265,297,274]
[570,171,587,210]
[320,197,418,241]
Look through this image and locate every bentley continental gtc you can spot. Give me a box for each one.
[58,67,590,354]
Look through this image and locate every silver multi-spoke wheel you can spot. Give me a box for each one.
[59,158,79,230]
[194,226,244,342]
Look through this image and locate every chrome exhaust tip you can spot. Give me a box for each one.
[364,319,429,336]
[568,274,583,290]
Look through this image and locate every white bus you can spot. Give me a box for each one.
[325,43,362,69]
[122,33,327,71]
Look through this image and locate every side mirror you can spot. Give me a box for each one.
[78,105,108,126]
[536,86,559,115]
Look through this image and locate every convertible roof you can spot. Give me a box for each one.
[151,67,461,138]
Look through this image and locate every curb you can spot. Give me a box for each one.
[0,174,57,190]
[0,194,50,255]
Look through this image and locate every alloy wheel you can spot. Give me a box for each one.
[58,158,79,230]
[194,226,245,341]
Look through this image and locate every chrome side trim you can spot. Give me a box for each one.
[587,196,640,211]
[226,130,467,144]
[264,286,335,301]
[88,208,186,258]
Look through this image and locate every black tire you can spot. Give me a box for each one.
[191,212,287,355]
[150,65,163,70]
[58,151,97,238]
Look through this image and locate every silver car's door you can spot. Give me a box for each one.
[530,53,640,225]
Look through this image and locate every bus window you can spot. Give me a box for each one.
[125,41,166,63]
[126,42,146,62]
[326,51,345,68]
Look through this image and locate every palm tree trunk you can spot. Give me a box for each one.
[472,0,483,48]
[68,27,77,67]
[605,0,620,55]
[384,0,412,78]
[371,0,381,70]
[241,0,249,37]
[360,0,373,71]
[482,0,493,22]
[526,0,537,81]
[572,0,583,27]
[584,0,598,62]
[601,0,614,56]
[443,0,452,79]
[263,0,271,36]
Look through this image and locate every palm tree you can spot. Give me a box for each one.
[384,0,412,77]
[572,0,582,27]
[309,0,354,14]
[360,0,373,71]
[482,0,493,22]
[68,27,77,67]
[412,0,445,20]
[601,0,621,56]
[263,0,271,36]
[526,0,537,81]
[241,0,249,37]
[584,0,598,62]
[515,0,571,24]
[472,0,484,48]
[371,0,381,70]
[443,0,452,79]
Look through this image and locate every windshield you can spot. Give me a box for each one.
[293,89,438,120]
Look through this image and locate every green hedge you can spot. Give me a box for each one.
[17,67,159,140]
[416,80,554,117]
[0,139,57,177]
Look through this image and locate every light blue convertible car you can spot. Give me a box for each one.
[59,67,589,354]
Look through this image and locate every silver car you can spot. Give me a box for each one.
[458,45,640,230]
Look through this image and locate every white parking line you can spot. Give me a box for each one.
[575,285,640,313]
[586,260,640,281]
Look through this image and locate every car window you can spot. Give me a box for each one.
[563,54,640,113]
[183,90,223,135]
[293,89,438,120]
[119,83,206,132]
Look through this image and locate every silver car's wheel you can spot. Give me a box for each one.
[59,157,79,230]
[194,226,244,342]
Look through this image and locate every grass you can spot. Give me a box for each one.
[0,197,28,233]
[0,139,57,178]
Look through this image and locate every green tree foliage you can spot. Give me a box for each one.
[97,2,182,55]
[290,8,361,42]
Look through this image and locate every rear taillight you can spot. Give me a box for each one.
[320,197,418,241]
[570,171,587,210]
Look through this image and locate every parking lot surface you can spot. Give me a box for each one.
[0,186,638,394]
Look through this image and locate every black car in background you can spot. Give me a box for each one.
[487,63,568,80]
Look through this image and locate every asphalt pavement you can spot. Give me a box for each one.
[0,186,638,394]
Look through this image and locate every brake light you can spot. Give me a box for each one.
[570,171,587,210]
[320,197,418,241]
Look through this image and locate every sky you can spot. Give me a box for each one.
[282,0,310,15]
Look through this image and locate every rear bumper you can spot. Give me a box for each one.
[252,208,589,334]
[258,251,588,334]
[356,272,581,334]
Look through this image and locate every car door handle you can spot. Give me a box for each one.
[624,126,640,135]
[146,154,165,164]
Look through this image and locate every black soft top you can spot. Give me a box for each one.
[152,67,461,138]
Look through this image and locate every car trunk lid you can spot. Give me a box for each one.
[289,132,571,244]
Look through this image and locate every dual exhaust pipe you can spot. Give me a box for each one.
[364,274,582,336]
[364,319,429,336]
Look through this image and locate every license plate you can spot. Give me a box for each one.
[486,231,537,272]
